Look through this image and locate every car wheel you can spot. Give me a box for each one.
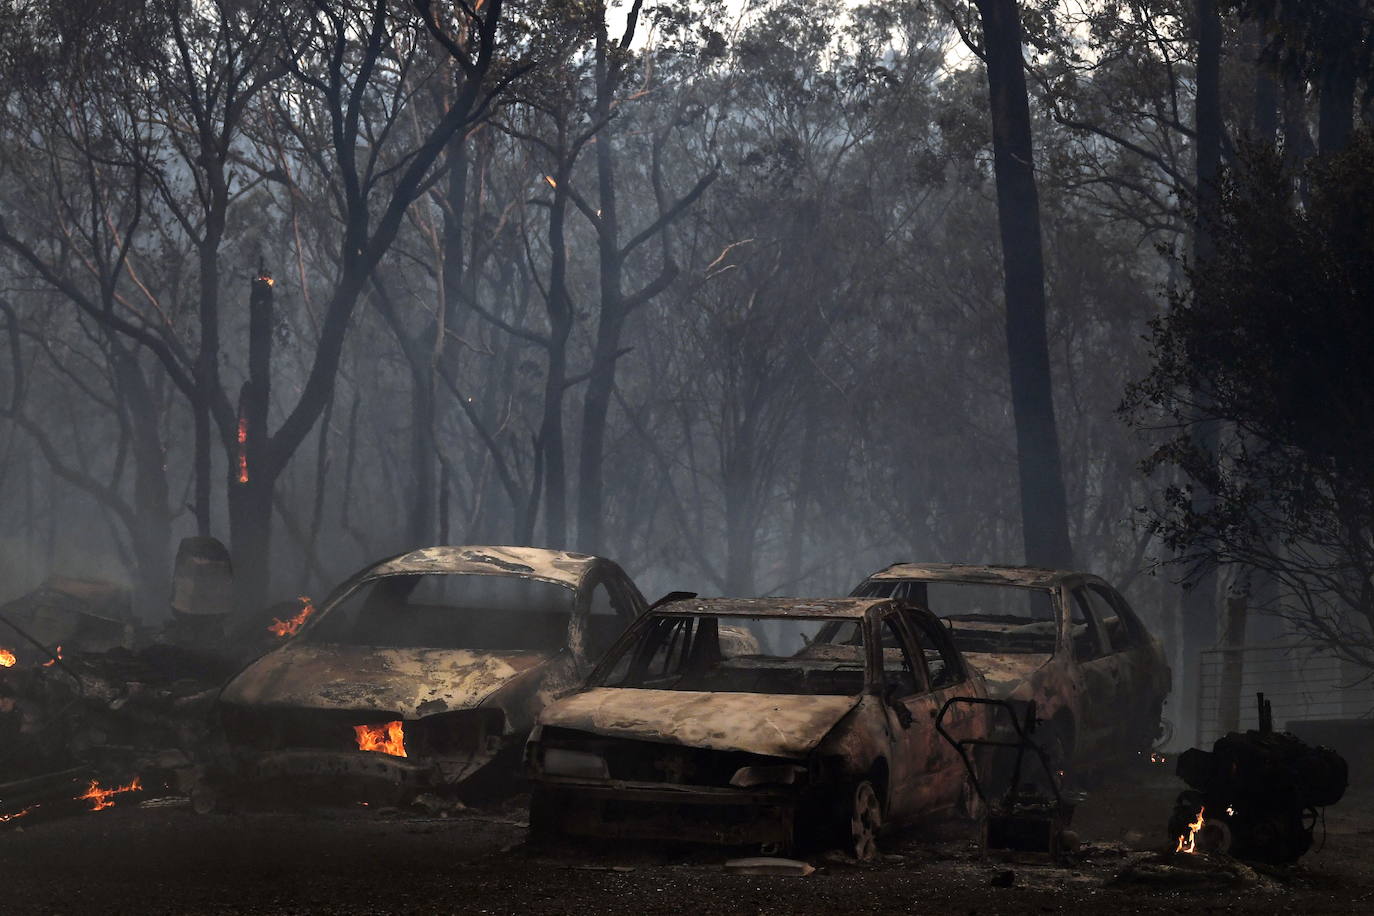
[847,779,882,861]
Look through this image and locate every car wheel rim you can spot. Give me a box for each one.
[850,780,881,861]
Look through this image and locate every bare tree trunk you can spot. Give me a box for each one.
[110,346,173,617]
[973,0,1073,569]
[1180,0,1224,738]
[542,175,574,547]
[228,273,276,613]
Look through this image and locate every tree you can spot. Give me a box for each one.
[1124,134,1374,673]
[965,0,1074,569]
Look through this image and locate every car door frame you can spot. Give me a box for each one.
[1058,580,1122,758]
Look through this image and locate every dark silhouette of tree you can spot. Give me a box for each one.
[967,0,1074,569]
[1124,134,1374,673]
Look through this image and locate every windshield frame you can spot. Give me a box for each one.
[585,608,879,696]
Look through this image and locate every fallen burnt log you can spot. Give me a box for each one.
[1167,693,1347,864]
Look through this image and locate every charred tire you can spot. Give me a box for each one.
[845,779,883,861]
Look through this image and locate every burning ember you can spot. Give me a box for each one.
[77,777,142,812]
[267,595,315,638]
[42,645,62,667]
[1175,805,1205,854]
[0,648,15,667]
[0,806,34,823]
[1150,751,1167,765]
[354,720,406,757]
[236,416,250,484]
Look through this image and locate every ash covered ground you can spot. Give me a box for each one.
[3,763,1371,915]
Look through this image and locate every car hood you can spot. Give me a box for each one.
[220,643,554,719]
[538,688,861,759]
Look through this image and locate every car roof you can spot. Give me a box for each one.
[654,596,891,619]
[364,545,604,589]
[865,563,1082,589]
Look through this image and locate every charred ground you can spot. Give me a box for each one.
[3,763,1371,915]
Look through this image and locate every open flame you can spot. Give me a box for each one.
[77,777,141,812]
[354,720,406,757]
[0,648,15,668]
[1150,751,1167,765]
[0,806,34,823]
[267,595,315,638]
[236,416,250,484]
[42,645,62,667]
[1175,805,1205,854]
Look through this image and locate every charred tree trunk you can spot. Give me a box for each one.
[541,170,574,547]
[227,273,276,613]
[972,0,1073,569]
[1181,0,1224,740]
[109,346,173,618]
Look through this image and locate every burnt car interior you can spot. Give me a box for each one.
[854,580,1061,656]
[302,573,628,653]
[598,614,870,696]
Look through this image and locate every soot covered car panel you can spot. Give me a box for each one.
[524,597,991,858]
[213,546,646,806]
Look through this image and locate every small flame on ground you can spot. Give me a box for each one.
[1150,751,1167,764]
[1175,805,1205,854]
[42,645,62,667]
[0,806,34,823]
[267,596,316,638]
[0,648,15,668]
[354,720,406,757]
[544,175,557,189]
[236,416,250,484]
[77,777,142,812]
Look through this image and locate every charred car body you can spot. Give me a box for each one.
[851,564,1170,776]
[525,597,991,858]
[212,546,646,806]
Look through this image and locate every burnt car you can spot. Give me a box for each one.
[851,564,1170,776]
[212,546,647,807]
[524,597,991,858]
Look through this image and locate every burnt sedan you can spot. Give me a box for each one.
[212,546,646,807]
[851,564,1171,777]
[524,597,990,859]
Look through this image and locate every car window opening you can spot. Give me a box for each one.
[597,614,866,696]
[304,573,578,652]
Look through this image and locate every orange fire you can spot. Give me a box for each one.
[1175,805,1205,854]
[267,595,315,637]
[0,806,34,823]
[236,416,249,484]
[42,645,62,667]
[354,720,406,757]
[0,648,15,668]
[77,777,142,812]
